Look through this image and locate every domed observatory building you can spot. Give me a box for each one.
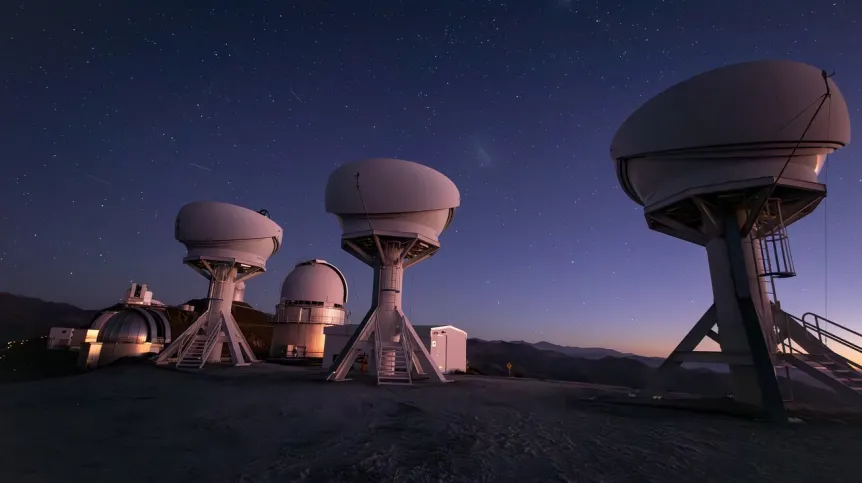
[78,306,172,370]
[324,157,461,385]
[48,282,163,351]
[272,259,348,358]
[156,201,283,370]
[611,59,855,417]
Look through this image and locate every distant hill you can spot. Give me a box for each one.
[512,339,739,373]
[511,340,666,366]
[465,339,842,406]
[467,339,728,395]
[0,292,96,344]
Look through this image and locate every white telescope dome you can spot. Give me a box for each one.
[280,259,348,306]
[325,158,460,241]
[175,201,283,269]
[611,60,851,207]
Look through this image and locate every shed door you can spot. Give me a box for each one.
[433,333,447,372]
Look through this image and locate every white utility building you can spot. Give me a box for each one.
[429,326,467,374]
[46,327,75,350]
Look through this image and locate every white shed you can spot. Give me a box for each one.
[429,325,467,374]
[323,323,467,375]
[47,327,75,349]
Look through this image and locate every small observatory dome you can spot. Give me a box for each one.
[324,158,461,241]
[611,60,851,207]
[175,201,284,269]
[281,259,348,307]
[96,307,172,344]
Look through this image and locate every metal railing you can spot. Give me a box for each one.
[174,328,198,362]
[374,321,383,381]
[198,318,223,369]
[297,314,348,325]
[276,305,349,325]
[801,312,862,370]
[399,316,413,376]
[280,346,324,358]
[773,307,806,354]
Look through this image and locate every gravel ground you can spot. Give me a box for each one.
[1,363,857,483]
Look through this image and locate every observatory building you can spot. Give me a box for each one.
[324,158,461,385]
[47,282,162,351]
[47,283,173,369]
[611,59,861,418]
[156,201,283,370]
[271,259,349,358]
[77,305,172,370]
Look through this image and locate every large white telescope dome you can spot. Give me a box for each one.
[175,201,283,269]
[611,60,851,207]
[280,259,348,306]
[325,158,460,241]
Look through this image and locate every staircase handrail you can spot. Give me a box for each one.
[399,315,413,376]
[374,322,382,378]
[173,310,212,363]
[801,322,862,357]
[198,317,223,368]
[790,312,862,371]
[174,329,196,362]
[803,312,862,339]
[801,312,862,354]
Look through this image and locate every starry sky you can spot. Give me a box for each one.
[1,0,860,357]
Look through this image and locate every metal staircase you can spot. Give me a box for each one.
[747,200,862,404]
[772,308,862,404]
[377,342,412,385]
[375,326,413,385]
[176,317,223,370]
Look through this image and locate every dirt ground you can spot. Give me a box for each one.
[1,363,858,483]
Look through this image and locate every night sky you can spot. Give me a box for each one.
[1,1,860,357]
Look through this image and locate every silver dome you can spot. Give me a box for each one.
[89,310,119,332]
[280,259,348,306]
[97,307,172,344]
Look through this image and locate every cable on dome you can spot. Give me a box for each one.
[742,70,834,237]
[354,172,375,233]
[763,70,833,206]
